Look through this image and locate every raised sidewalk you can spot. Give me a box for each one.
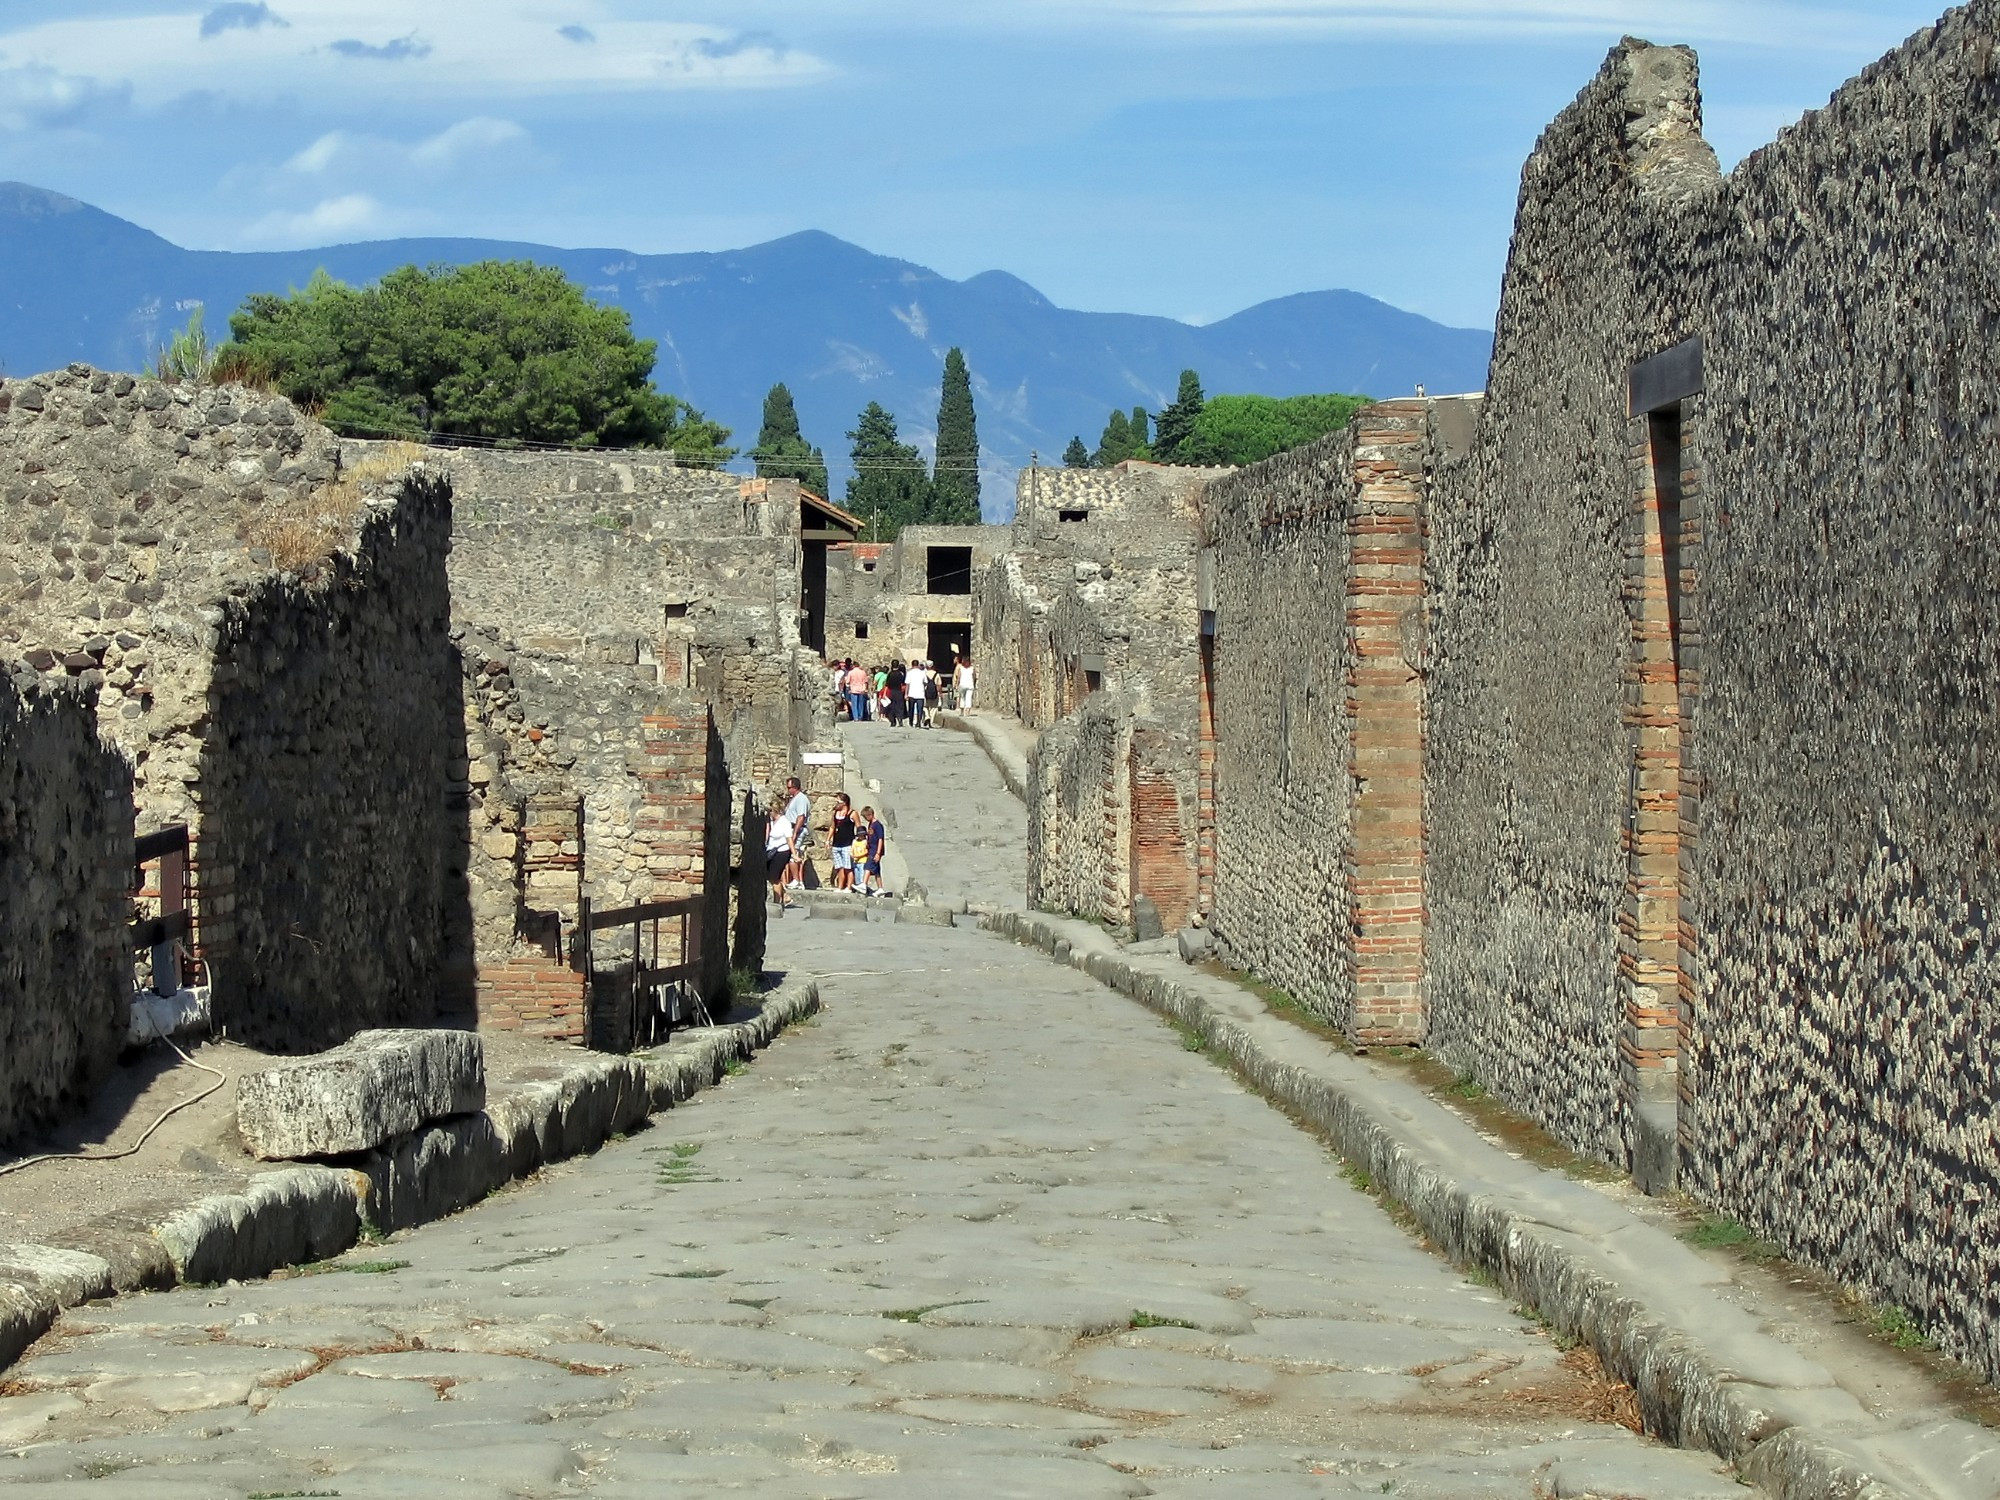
[0,980,819,1372]
[984,909,2000,1500]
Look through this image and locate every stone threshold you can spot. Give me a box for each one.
[984,909,1995,1500]
[0,979,821,1375]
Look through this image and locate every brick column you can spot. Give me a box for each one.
[1345,403,1430,1046]
[636,714,711,901]
[1619,403,1697,1188]
[476,794,587,1042]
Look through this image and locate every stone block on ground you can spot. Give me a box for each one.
[1132,895,1165,942]
[1177,926,1214,963]
[897,903,954,927]
[237,1029,486,1160]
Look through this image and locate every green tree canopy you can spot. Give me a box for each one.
[1062,436,1091,468]
[1094,408,1132,467]
[752,382,830,494]
[223,261,734,461]
[1178,393,1373,467]
[930,347,982,525]
[845,402,931,540]
[1128,407,1151,461]
[1150,369,1206,464]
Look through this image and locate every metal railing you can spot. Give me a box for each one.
[132,824,191,995]
[572,893,706,1051]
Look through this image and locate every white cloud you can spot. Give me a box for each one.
[285,129,345,173]
[0,62,128,131]
[279,117,527,181]
[0,3,828,113]
[410,116,526,169]
[242,191,381,244]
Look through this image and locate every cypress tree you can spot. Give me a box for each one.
[1129,406,1151,461]
[752,382,829,495]
[930,347,982,524]
[1094,408,1132,467]
[1151,369,1205,464]
[844,402,931,540]
[1062,436,1091,468]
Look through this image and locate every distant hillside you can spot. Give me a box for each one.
[0,183,1492,516]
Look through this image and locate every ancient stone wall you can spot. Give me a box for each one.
[1026,695,1131,927]
[1420,50,1658,1164]
[432,445,809,780]
[0,673,131,1145]
[1420,14,2000,1379]
[197,469,462,1051]
[1642,12,2000,1377]
[0,367,462,1056]
[1199,435,1360,1027]
[822,525,1005,670]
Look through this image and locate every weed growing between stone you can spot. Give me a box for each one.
[1870,1303,1935,1353]
[1679,1215,1783,1263]
[883,1301,983,1323]
[1129,1310,1200,1330]
[654,1141,717,1187]
[278,1258,410,1279]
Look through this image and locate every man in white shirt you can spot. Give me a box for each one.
[783,776,812,890]
[906,658,930,729]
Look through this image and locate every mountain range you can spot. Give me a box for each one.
[0,182,1492,516]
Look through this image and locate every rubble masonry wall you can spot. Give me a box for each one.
[1199,435,1361,1028]
[0,674,131,1145]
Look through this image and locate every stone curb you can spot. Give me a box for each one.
[0,978,820,1374]
[982,909,1919,1500]
[936,710,1028,801]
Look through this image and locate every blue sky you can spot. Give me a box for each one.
[0,0,1957,331]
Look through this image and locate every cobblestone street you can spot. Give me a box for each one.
[0,722,1748,1498]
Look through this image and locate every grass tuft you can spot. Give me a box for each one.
[1129,1310,1200,1330]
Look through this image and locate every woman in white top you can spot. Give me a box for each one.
[765,807,795,908]
[954,655,974,712]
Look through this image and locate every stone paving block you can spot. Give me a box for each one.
[0,1389,83,1443]
[237,1028,485,1160]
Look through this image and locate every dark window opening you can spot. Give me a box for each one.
[1649,406,1685,658]
[664,601,690,620]
[926,545,974,595]
[1058,508,1089,523]
[1085,669,1103,694]
[854,622,870,640]
[862,559,877,572]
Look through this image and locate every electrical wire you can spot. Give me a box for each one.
[0,1034,229,1179]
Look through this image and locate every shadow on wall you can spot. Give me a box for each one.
[197,474,469,1053]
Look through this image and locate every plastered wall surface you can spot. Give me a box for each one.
[0,673,131,1145]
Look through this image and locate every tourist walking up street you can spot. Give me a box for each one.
[843,660,871,721]
[783,776,812,891]
[886,660,907,726]
[829,793,857,891]
[954,653,974,713]
[906,658,931,728]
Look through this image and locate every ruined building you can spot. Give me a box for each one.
[1017,9,2000,1384]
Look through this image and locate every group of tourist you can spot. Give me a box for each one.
[831,655,975,727]
[764,775,888,910]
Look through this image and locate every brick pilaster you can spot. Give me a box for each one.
[1345,402,1430,1046]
